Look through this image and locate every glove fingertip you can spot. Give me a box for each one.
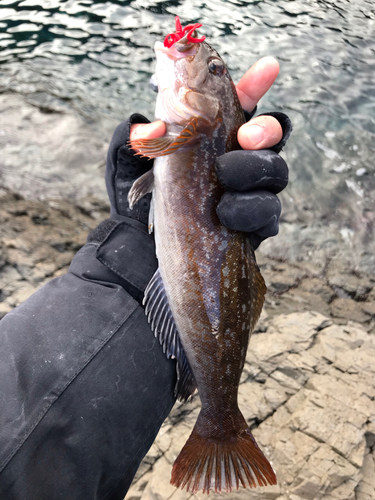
[249,233,263,250]
[214,155,231,190]
[257,111,293,153]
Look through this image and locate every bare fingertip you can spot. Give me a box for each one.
[130,121,166,141]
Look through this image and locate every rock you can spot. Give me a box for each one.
[327,273,373,300]
[125,470,154,500]
[261,261,306,295]
[355,445,375,500]
[362,301,375,318]
[0,301,12,319]
[326,259,373,299]
[330,297,370,323]
[253,308,269,333]
[129,313,375,500]
[138,457,179,500]
[299,277,336,303]
[6,282,36,307]
[266,289,332,319]
[0,193,109,302]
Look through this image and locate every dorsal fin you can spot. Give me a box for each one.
[143,269,197,402]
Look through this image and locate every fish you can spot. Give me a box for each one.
[128,16,276,494]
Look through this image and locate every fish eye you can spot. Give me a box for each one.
[208,58,226,76]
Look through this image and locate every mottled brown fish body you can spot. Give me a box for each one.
[154,145,253,414]
[158,148,253,390]
[129,36,276,493]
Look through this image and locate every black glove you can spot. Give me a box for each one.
[105,113,152,225]
[216,110,292,250]
[89,113,155,244]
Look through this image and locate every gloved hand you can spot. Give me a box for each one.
[216,110,291,249]
[87,113,160,305]
[105,113,153,226]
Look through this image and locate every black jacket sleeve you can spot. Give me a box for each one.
[0,219,176,500]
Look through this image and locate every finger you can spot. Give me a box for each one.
[238,115,283,150]
[217,190,281,234]
[236,56,280,112]
[130,120,166,143]
[216,150,288,194]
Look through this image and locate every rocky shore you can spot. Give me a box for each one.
[128,312,375,500]
[0,191,374,500]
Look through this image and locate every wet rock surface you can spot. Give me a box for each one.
[0,192,374,500]
[0,192,109,316]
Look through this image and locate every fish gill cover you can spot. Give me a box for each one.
[164,16,206,48]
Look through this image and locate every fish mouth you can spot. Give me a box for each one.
[154,40,199,61]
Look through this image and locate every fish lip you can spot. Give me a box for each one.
[154,40,198,61]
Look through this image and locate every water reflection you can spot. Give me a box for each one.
[0,0,374,271]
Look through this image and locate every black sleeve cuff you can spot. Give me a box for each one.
[86,216,157,303]
[94,218,157,303]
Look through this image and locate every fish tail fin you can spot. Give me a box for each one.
[171,426,276,493]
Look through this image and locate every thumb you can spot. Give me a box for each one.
[130,120,166,143]
[238,115,283,150]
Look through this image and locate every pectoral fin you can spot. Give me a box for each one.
[128,168,154,210]
[129,117,199,159]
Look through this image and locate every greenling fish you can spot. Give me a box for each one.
[128,16,276,494]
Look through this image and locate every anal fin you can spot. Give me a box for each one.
[129,117,199,159]
[143,269,197,402]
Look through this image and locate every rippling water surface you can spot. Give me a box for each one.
[0,0,374,268]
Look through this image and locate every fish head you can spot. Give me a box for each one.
[154,33,244,136]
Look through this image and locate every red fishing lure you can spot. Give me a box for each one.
[164,16,206,48]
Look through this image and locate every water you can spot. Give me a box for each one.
[0,0,374,271]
